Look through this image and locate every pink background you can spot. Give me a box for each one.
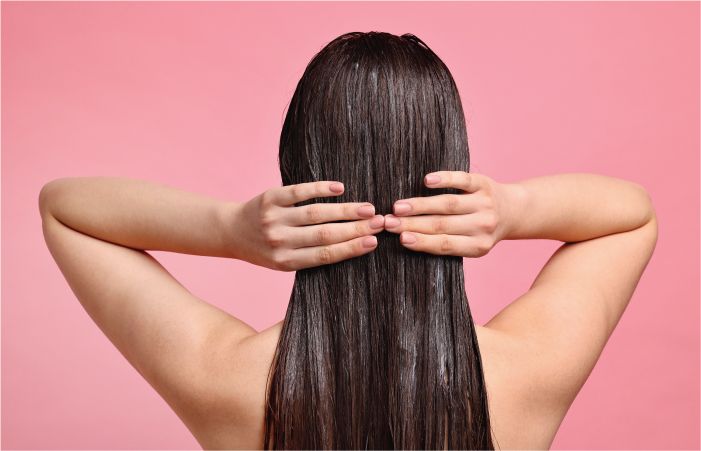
[2,2,699,449]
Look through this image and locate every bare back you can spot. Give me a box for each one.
[187,322,564,449]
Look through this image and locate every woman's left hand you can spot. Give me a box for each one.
[226,181,385,271]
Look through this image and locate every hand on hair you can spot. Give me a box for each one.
[383,171,511,258]
[233,181,384,271]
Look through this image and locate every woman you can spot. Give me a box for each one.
[39,32,658,449]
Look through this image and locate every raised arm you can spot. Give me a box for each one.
[39,176,383,442]
[40,176,239,257]
[382,171,654,252]
[499,172,655,243]
[40,176,384,267]
[479,172,658,342]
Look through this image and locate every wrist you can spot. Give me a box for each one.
[497,182,529,241]
[217,201,245,260]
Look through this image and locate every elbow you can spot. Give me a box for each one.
[634,183,659,249]
[38,183,52,219]
[647,208,659,250]
[631,181,658,229]
[38,179,63,219]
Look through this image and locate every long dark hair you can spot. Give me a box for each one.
[265,31,495,449]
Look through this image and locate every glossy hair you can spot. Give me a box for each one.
[265,31,495,449]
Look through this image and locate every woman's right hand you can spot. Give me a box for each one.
[230,181,385,271]
[383,171,519,258]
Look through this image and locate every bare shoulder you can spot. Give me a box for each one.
[474,324,565,450]
[187,321,283,450]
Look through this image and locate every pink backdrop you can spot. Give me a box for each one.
[2,2,699,449]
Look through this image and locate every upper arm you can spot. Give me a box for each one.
[485,211,659,417]
[39,199,258,429]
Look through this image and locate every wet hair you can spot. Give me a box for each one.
[265,31,495,449]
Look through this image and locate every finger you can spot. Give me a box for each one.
[269,181,345,206]
[285,202,376,225]
[398,231,490,258]
[286,215,385,248]
[423,171,480,193]
[291,235,379,269]
[392,193,477,216]
[383,214,480,236]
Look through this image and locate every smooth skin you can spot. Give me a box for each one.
[39,171,657,449]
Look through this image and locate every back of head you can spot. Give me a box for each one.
[266,31,494,449]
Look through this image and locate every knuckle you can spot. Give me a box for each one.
[482,193,495,209]
[305,204,322,223]
[259,209,277,227]
[270,249,282,263]
[317,246,334,264]
[290,185,303,200]
[316,225,332,244]
[354,238,366,253]
[271,251,293,271]
[263,228,284,248]
[353,220,367,236]
[344,203,355,217]
[439,236,453,254]
[433,216,448,234]
[260,191,275,208]
[482,212,498,232]
[476,237,493,256]
[277,260,295,272]
[315,182,326,196]
[445,195,460,214]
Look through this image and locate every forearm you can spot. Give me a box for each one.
[38,176,240,258]
[501,173,655,242]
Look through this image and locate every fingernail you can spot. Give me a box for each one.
[357,204,375,217]
[369,215,384,228]
[362,236,378,248]
[400,232,417,244]
[425,174,441,185]
[384,215,400,228]
[330,182,344,193]
[394,202,411,214]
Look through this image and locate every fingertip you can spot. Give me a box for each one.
[358,204,375,217]
[400,231,417,245]
[369,214,384,229]
[329,182,344,193]
[384,214,401,229]
[425,173,441,186]
[362,235,378,248]
[393,201,412,215]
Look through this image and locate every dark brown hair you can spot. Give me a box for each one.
[265,31,495,449]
